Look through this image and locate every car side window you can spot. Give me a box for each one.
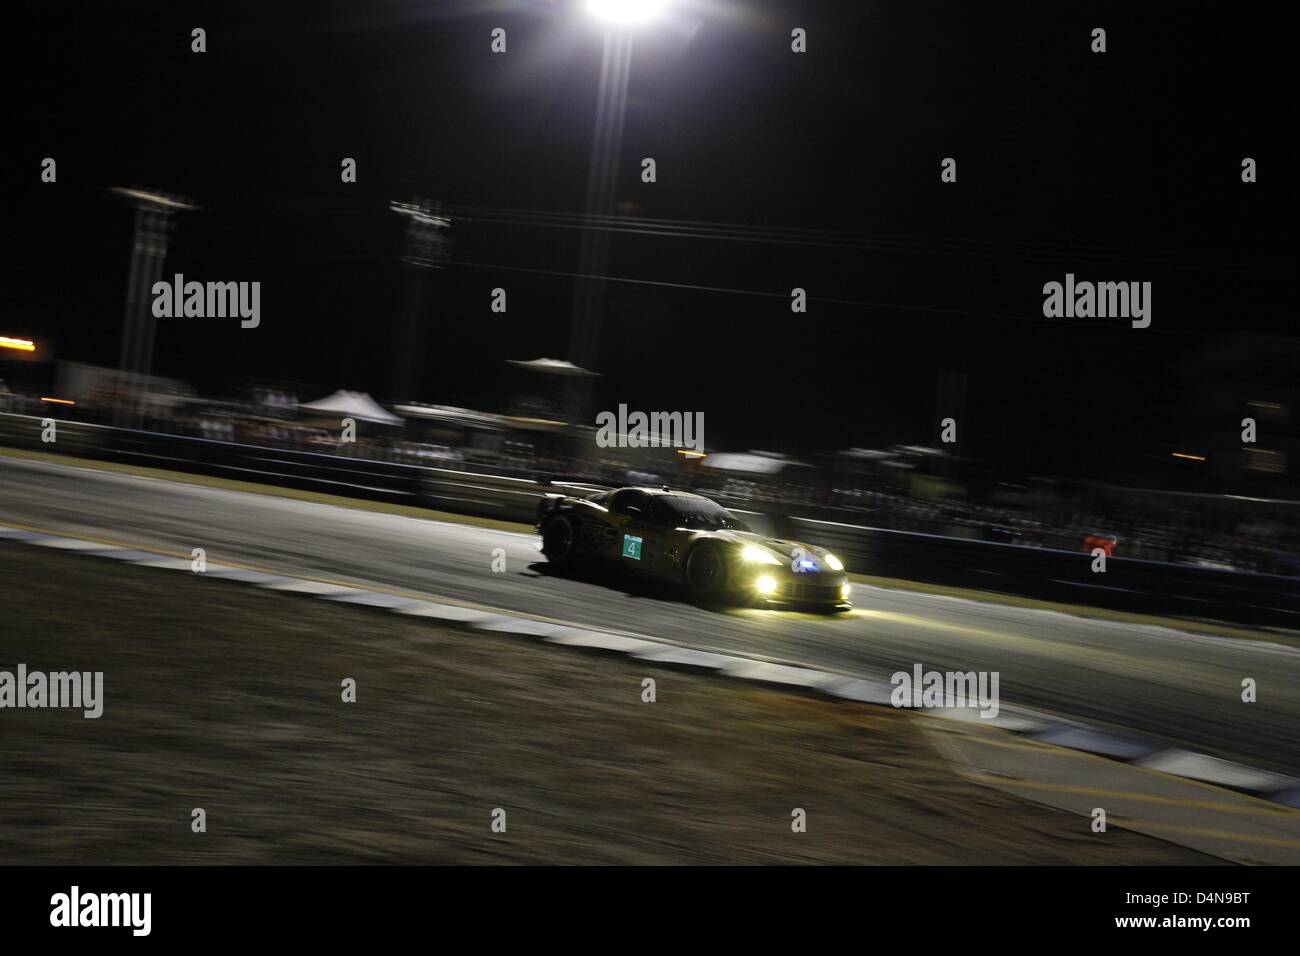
[612,490,653,520]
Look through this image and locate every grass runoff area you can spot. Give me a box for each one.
[0,542,1213,864]
[1,444,1286,645]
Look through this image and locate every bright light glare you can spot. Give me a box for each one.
[823,552,844,571]
[756,575,778,595]
[742,545,782,565]
[586,0,666,25]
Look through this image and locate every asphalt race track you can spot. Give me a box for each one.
[4,455,1298,776]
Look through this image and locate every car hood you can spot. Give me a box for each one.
[696,529,838,567]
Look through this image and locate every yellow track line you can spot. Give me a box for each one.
[955,768,1298,820]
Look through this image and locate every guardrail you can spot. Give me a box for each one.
[0,411,554,522]
[789,515,1300,629]
[4,410,1299,629]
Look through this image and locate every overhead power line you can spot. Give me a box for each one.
[438,203,1291,273]
[449,258,1197,333]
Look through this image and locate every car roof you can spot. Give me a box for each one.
[628,487,710,500]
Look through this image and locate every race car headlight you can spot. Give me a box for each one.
[742,545,783,565]
[823,552,844,572]
[839,582,851,602]
[755,575,778,595]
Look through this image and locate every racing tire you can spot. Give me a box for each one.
[684,543,729,602]
[540,515,577,566]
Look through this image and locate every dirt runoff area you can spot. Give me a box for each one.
[0,542,1213,864]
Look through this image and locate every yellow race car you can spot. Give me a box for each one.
[536,487,850,609]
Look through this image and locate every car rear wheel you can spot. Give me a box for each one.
[540,516,577,565]
[684,543,728,601]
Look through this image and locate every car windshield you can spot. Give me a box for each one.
[657,495,749,531]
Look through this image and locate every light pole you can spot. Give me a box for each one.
[567,1,664,416]
[568,27,632,374]
[389,199,451,403]
[110,188,199,426]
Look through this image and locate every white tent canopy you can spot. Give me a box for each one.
[838,447,897,462]
[298,390,403,425]
[506,357,599,377]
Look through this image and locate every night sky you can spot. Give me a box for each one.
[3,1,1294,480]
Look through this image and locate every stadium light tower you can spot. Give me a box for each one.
[388,199,452,402]
[109,187,200,426]
[567,0,666,419]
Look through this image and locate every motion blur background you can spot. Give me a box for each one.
[2,2,1300,872]
[2,0,1297,571]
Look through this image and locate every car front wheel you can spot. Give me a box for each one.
[684,543,729,601]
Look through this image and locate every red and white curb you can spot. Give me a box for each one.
[4,525,1298,809]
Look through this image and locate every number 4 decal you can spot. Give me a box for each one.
[623,534,643,560]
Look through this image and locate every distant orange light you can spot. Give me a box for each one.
[1171,452,1206,461]
[40,397,75,406]
[0,336,35,352]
